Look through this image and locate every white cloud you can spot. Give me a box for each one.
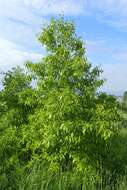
[89,0,127,16]
[85,39,111,55]
[85,38,127,62]
[0,0,86,21]
[85,38,127,95]
[24,0,86,15]
[102,63,127,95]
[87,0,127,30]
[0,1,42,26]
[0,38,41,72]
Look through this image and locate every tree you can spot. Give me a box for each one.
[23,17,120,173]
[0,17,121,189]
[0,67,34,189]
[122,91,127,111]
[1,66,34,125]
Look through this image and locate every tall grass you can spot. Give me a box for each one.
[2,128,127,189]
[18,161,127,190]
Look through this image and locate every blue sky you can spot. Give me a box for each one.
[0,0,127,95]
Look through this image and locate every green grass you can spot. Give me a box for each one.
[17,161,127,190]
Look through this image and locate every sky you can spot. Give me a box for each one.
[0,0,127,95]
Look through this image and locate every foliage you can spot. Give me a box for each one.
[0,17,124,189]
[0,67,33,189]
[122,91,127,110]
[23,18,120,174]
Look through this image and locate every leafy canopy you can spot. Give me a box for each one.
[24,17,119,171]
[0,17,121,189]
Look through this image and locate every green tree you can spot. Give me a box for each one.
[122,91,127,111]
[1,66,34,125]
[23,17,120,174]
[0,67,33,189]
[120,91,127,128]
[0,17,121,190]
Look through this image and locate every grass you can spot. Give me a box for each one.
[17,161,127,190]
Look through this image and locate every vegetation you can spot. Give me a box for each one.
[0,17,127,190]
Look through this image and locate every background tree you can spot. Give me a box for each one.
[0,67,34,189]
[122,91,127,111]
